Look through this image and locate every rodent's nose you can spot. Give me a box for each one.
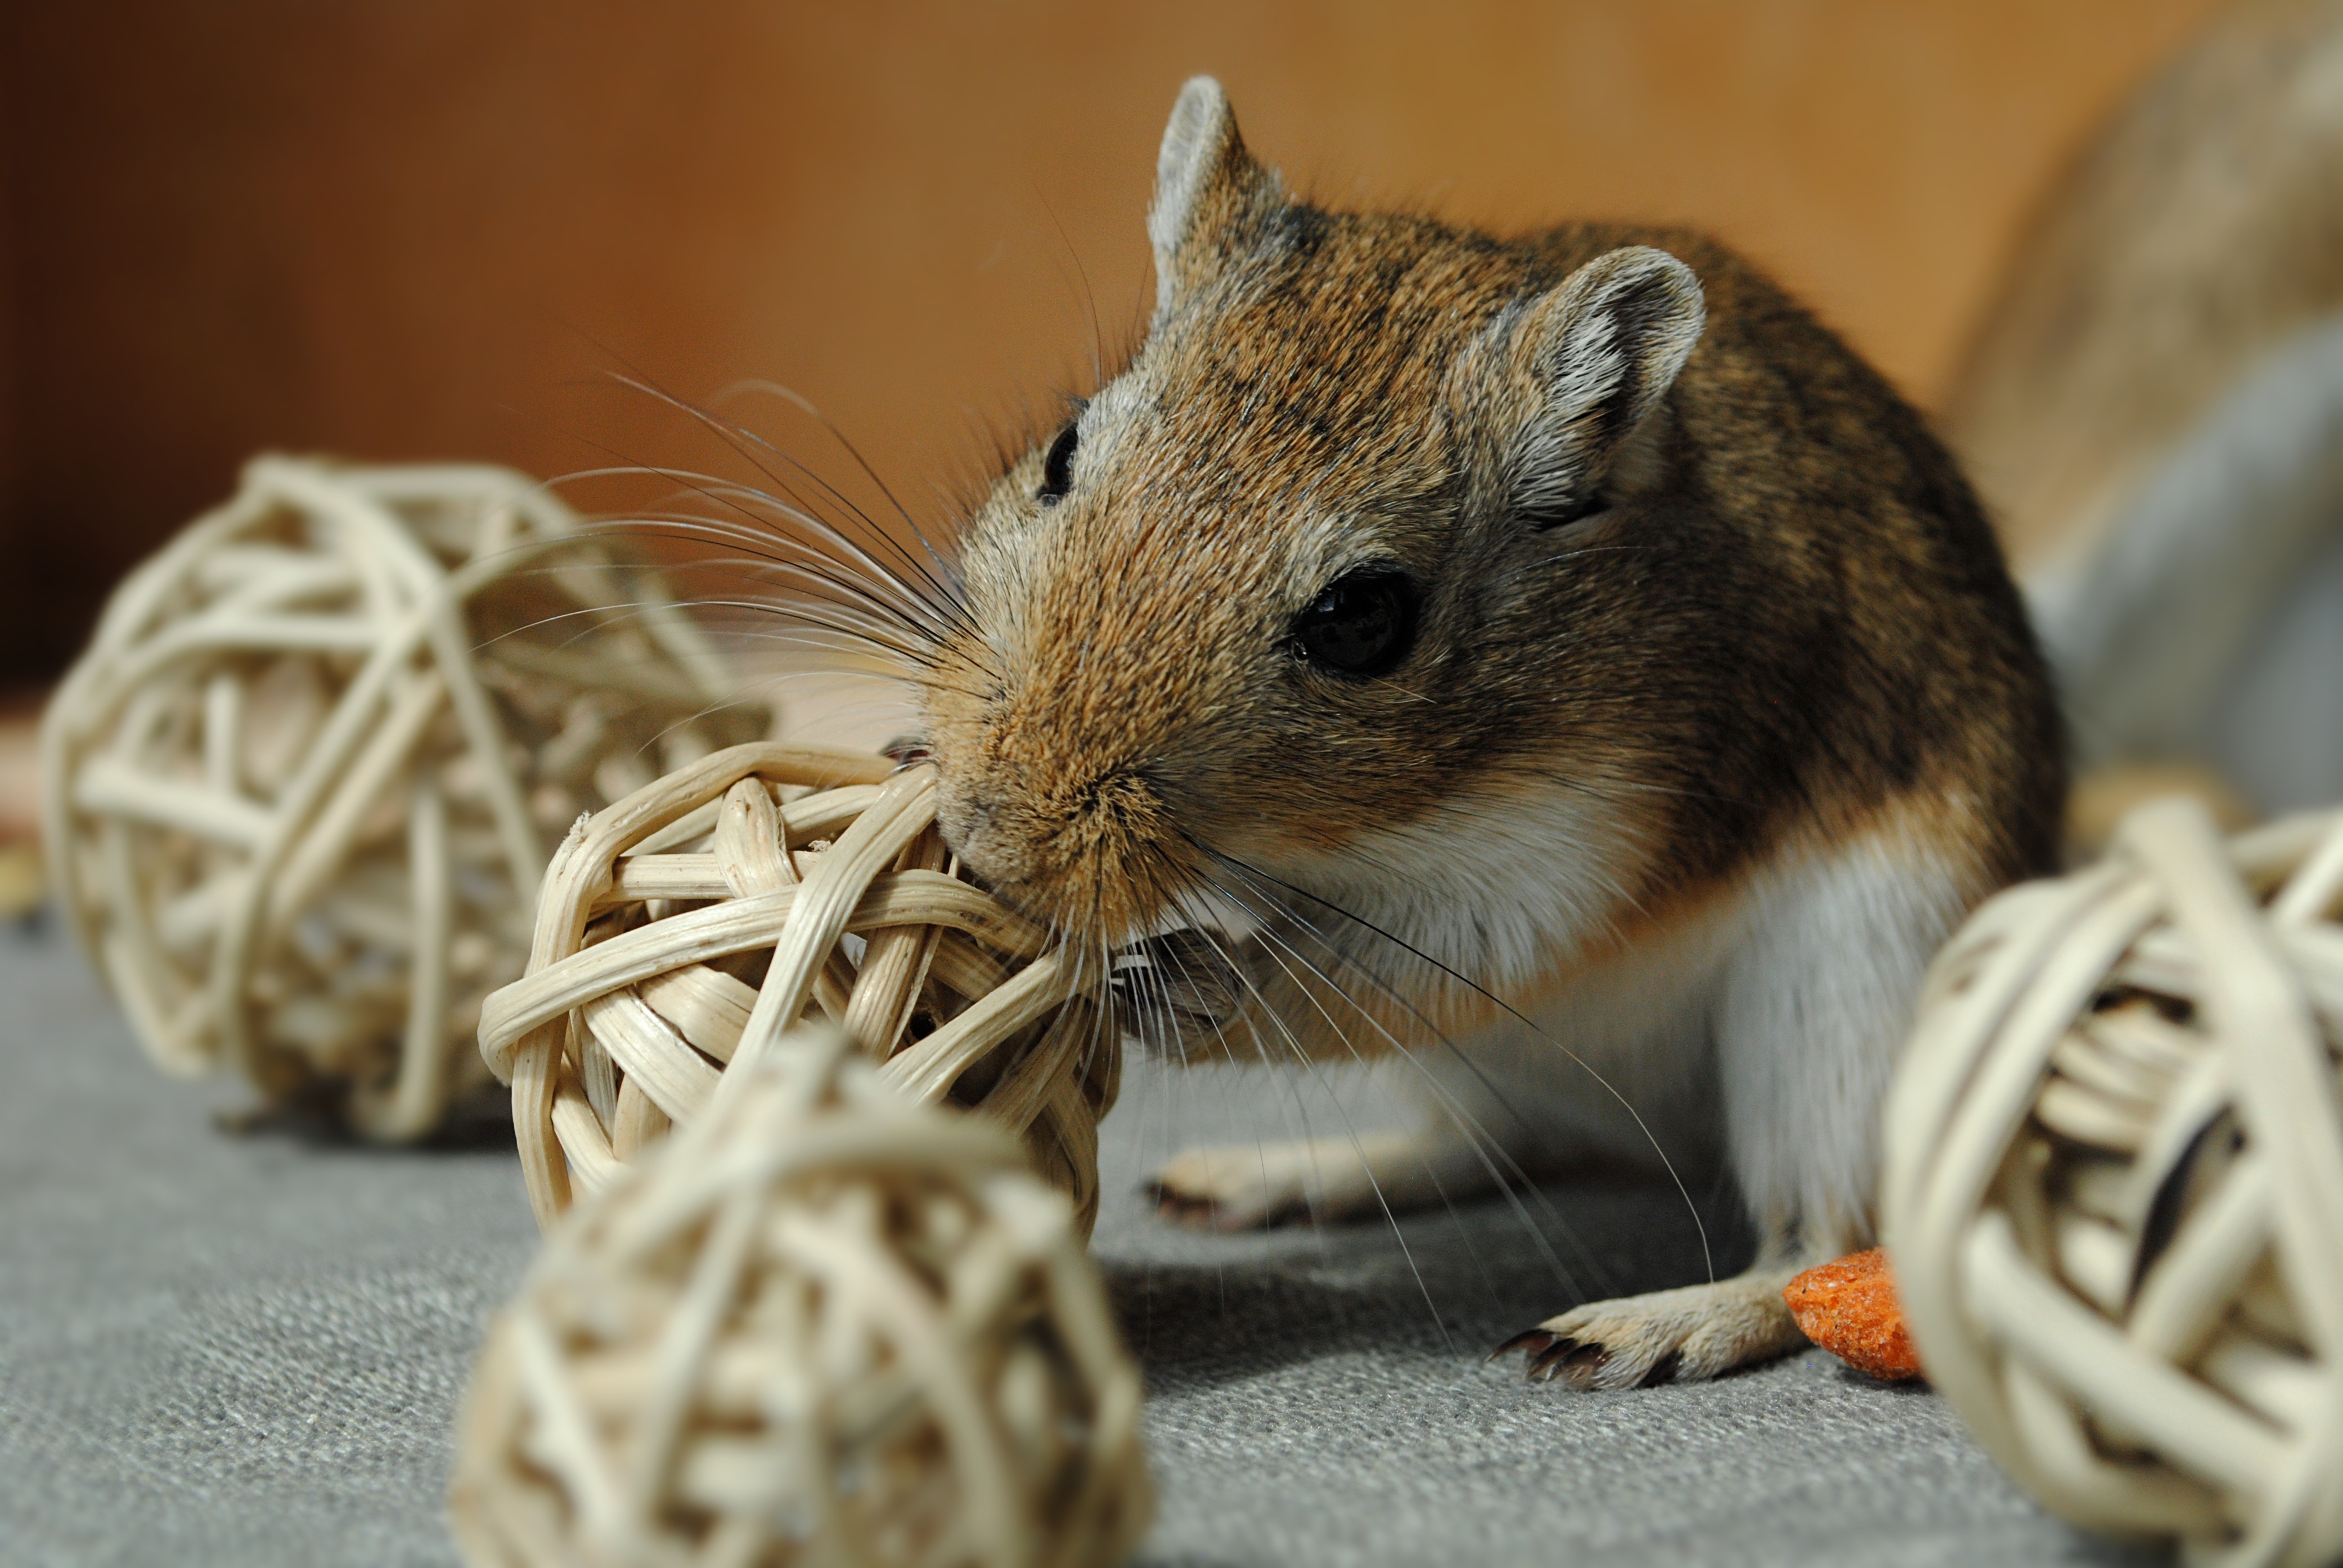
[943,789,997,838]
[934,788,1009,885]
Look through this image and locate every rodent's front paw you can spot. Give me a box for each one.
[1148,1129,1452,1228]
[1147,1130,1483,1232]
[1146,1142,1321,1231]
[1495,1271,1806,1390]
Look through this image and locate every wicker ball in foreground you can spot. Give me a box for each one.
[42,457,764,1139]
[448,1022,1151,1568]
[476,743,1119,1238]
[1884,797,2343,1566]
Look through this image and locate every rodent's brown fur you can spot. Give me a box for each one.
[920,111,2062,992]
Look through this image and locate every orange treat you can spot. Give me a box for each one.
[1783,1247,1924,1382]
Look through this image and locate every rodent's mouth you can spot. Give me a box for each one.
[937,797,1261,1013]
[1107,927,1250,1043]
[931,812,1255,1040]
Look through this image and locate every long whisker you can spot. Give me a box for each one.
[502,321,970,639]
[1131,915,1354,1247]
[571,518,997,690]
[709,379,972,615]
[455,412,932,653]
[1217,916,1511,1327]
[545,428,958,646]
[624,469,943,607]
[482,591,943,680]
[600,372,975,638]
[563,472,957,648]
[600,548,945,664]
[1112,854,1377,1249]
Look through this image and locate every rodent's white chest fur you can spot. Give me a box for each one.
[1270,787,1974,1251]
[1238,774,1645,987]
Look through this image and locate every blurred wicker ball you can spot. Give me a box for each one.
[1884,797,2343,1566]
[476,742,1119,1238]
[449,1022,1151,1568]
[42,456,767,1139]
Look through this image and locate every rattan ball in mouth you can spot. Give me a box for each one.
[477,742,1124,1240]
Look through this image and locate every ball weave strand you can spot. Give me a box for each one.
[449,1022,1152,1568]
[1884,797,2343,1566]
[476,742,1119,1238]
[42,457,762,1138]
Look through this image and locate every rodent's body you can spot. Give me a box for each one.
[915,80,2062,1387]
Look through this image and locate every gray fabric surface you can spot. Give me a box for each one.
[0,920,2158,1567]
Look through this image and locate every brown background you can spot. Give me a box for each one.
[0,0,2224,684]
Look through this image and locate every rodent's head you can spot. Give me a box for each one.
[919,79,1706,966]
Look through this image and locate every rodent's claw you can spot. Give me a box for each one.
[1487,1328,1553,1364]
[1490,1329,1613,1387]
[1490,1327,1616,1386]
[1527,1337,1611,1386]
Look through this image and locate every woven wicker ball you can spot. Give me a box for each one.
[475,742,1119,1240]
[42,456,765,1139]
[448,1022,1151,1568]
[1884,797,2343,1566]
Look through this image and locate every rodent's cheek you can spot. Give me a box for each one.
[1193,806,1345,881]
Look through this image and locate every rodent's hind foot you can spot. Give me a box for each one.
[1148,1128,1498,1232]
[1496,1269,1806,1390]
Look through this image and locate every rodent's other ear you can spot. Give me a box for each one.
[1506,246,1706,526]
[1149,76,1283,318]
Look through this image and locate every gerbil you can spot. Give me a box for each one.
[911,78,2061,1388]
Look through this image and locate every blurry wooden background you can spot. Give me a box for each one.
[0,0,2224,685]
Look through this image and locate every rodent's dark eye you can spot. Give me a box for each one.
[1291,566,1419,679]
[1037,420,1079,506]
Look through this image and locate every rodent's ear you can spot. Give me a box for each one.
[1149,76,1283,318]
[1504,246,1706,526]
